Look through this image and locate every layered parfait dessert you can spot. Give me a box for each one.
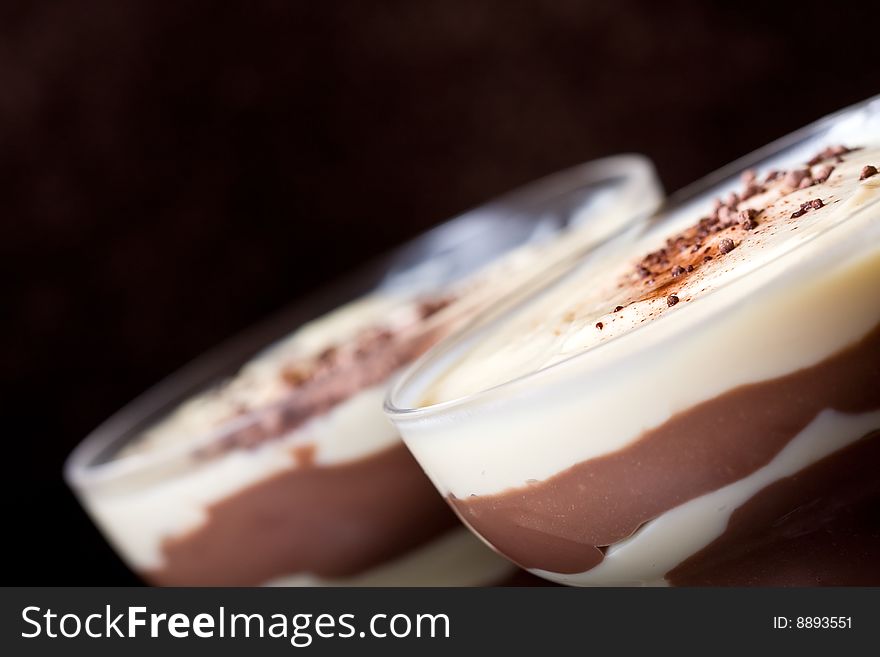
[387,98,880,586]
[66,156,661,586]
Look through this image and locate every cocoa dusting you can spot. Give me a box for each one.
[199,295,455,459]
[624,143,853,306]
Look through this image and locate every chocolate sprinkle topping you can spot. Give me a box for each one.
[807,144,854,166]
[861,165,878,181]
[595,322,604,330]
[617,143,856,313]
[812,164,834,184]
[784,169,810,189]
[790,198,824,219]
[418,295,455,319]
[739,208,758,230]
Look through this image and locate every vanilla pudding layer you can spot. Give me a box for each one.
[391,145,880,584]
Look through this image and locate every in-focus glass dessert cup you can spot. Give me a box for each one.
[386,95,880,586]
[65,155,662,586]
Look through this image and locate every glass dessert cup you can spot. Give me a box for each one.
[65,155,662,586]
[386,95,880,586]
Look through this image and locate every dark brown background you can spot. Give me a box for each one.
[5,0,878,584]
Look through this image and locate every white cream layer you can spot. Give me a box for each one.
[395,151,880,499]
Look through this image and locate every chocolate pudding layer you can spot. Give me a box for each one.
[389,112,880,586]
[147,443,458,586]
[451,319,880,576]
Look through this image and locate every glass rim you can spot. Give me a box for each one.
[385,93,880,421]
[64,153,662,491]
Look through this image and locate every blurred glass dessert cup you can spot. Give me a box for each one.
[65,155,661,586]
[386,96,880,586]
